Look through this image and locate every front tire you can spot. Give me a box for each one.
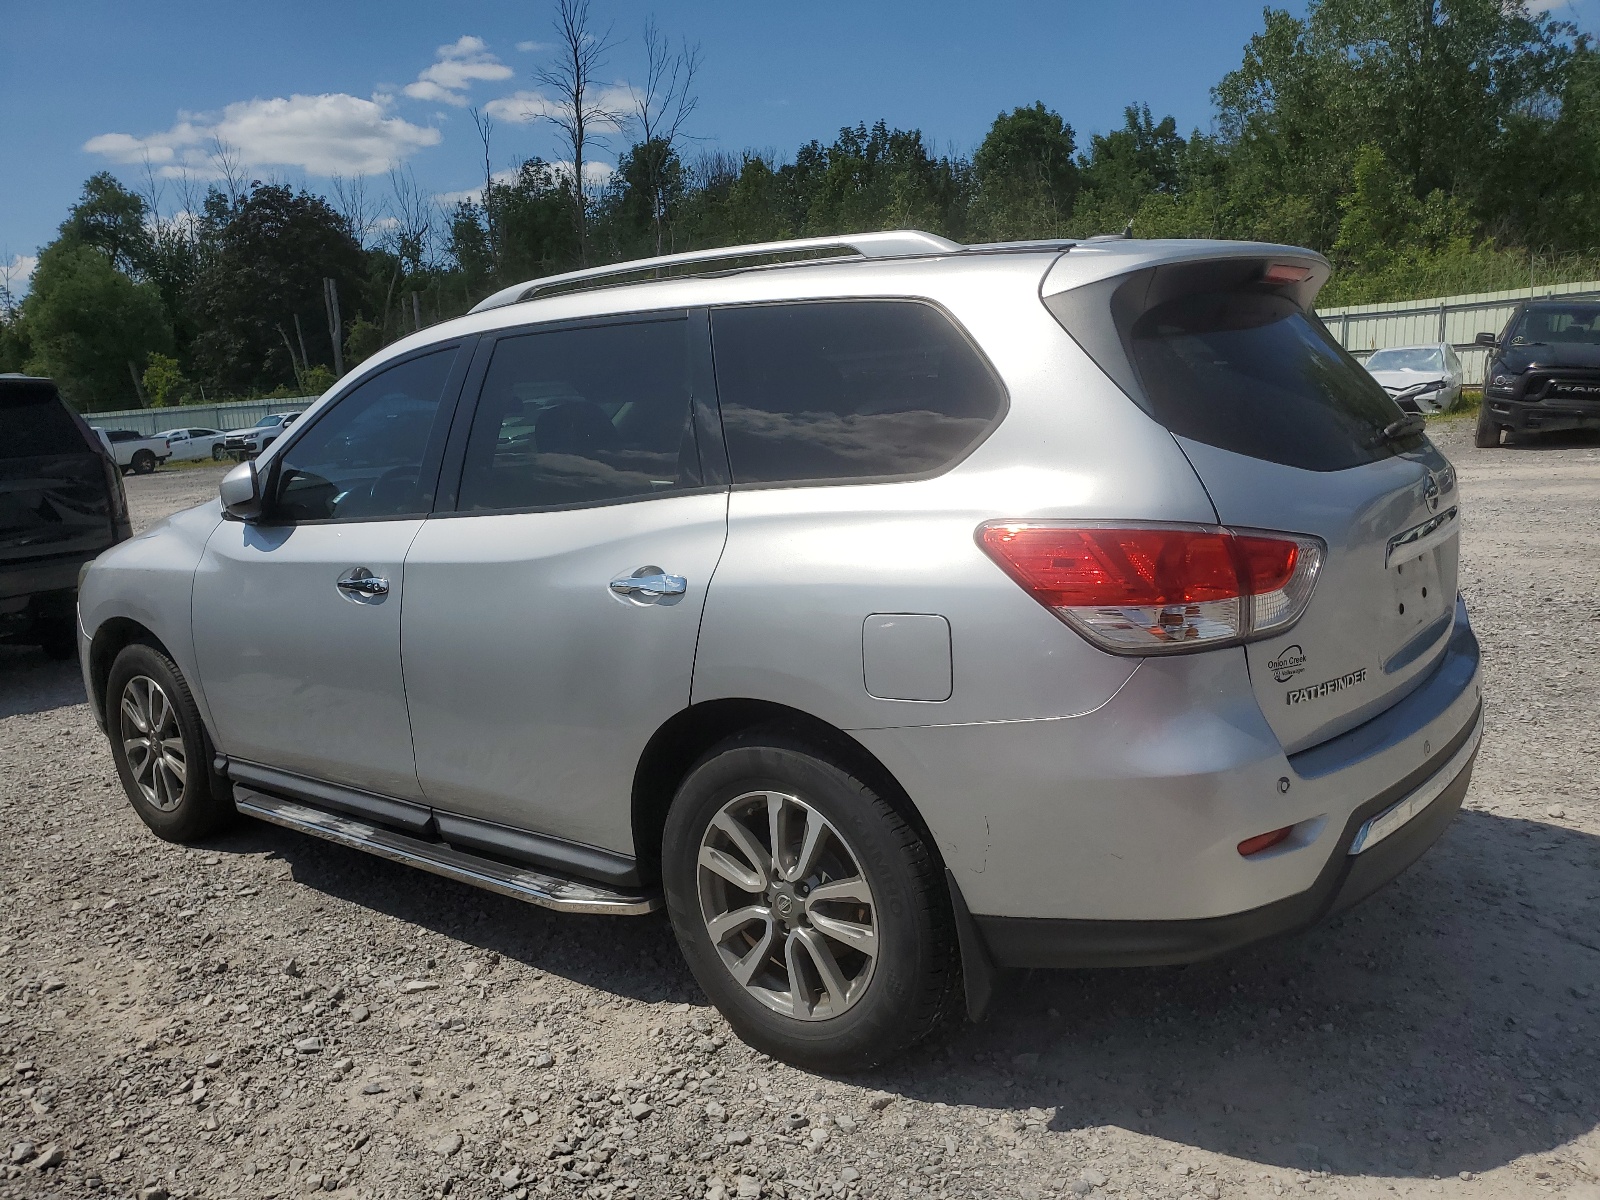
[106,642,235,842]
[662,733,957,1072]
[1474,406,1502,448]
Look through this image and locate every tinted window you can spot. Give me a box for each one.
[0,382,87,459]
[458,318,698,512]
[1511,305,1600,346]
[710,301,1004,484]
[273,349,457,522]
[1127,292,1405,472]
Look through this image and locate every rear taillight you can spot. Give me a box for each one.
[977,522,1323,655]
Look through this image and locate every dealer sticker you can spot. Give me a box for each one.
[1286,667,1367,706]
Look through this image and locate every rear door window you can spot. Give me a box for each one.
[709,300,1005,485]
[457,316,699,512]
[0,383,88,458]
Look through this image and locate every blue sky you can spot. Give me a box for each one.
[3,0,1596,295]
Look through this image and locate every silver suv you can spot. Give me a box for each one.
[78,232,1483,1070]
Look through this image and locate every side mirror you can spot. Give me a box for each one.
[1474,332,1497,347]
[219,460,264,521]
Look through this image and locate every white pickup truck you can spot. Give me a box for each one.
[93,428,171,475]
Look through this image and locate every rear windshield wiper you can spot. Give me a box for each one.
[1379,412,1427,443]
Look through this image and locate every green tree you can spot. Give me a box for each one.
[189,183,365,395]
[141,352,188,407]
[59,172,154,276]
[972,102,1078,237]
[21,241,171,410]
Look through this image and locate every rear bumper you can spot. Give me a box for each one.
[1485,395,1600,433]
[974,702,1480,968]
[0,552,102,641]
[856,596,1483,965]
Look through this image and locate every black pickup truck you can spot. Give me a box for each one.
[1476,299,1600,447]
[1,376,131,657]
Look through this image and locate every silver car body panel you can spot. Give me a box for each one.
[76,500,224,732]
[191,517,425,800]
[402,492,729,854]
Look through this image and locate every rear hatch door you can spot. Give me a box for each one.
[1,381,116,568]
[1045,252,1459,752]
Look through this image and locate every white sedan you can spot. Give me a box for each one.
[155,427,228,462]
[1363,344,1463,413]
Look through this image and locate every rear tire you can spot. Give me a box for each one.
[1474,407,1501,448]
[106,642,235,842]
[661,732,957,1072]
[131,449,157,474]
[36,616,76,661]
[212,444,226,461]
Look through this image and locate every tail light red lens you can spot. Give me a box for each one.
[978,523,1323,654]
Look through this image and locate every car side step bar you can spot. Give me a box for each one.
[234,788,662,916]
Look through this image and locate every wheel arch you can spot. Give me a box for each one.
[88,617,173,727]
[630,698,944,886]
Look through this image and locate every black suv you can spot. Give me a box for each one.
[1,376,131,657]
[1476,299,1600,447]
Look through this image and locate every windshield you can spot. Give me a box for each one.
[1366,348,1442,372]
[1511,306,1600,346]
[255,416,281,427]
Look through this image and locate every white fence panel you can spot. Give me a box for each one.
[84,397,317,437]
[1318,280,1600,386]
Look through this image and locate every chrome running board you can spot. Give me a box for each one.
[234,788,662,915]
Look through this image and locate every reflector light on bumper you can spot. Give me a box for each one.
[977,522,1324,655]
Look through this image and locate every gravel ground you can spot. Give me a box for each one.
[1,430,1598,1200]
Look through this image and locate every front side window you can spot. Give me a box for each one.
[710,300,1005,485]
[272,348,458,522]
[457,317,698,512]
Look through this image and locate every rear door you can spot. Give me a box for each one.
[1046,258,1459,752]
[402,312,727,859]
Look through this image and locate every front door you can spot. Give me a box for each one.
[192,345,468,798]
[402,313,727,857]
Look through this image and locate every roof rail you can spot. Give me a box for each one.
[467,229,964,313]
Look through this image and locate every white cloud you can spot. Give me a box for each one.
[515,40,548,52]
[434,169,520,207]
[84,93,440,178]
[483,83,634,130]
[403,35,511,107]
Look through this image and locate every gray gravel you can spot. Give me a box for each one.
[1,431,1598,1200]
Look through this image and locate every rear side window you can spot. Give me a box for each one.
[1128,292,1402,471]
[710,300,1005,485]
[458,317,699,512]
[0,382,88,459]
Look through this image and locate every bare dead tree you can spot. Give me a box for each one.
[330,175,378,247]
[633,17,701,254]
[534,0,623,264]
[470,107,501,278]
[207,137,247,205]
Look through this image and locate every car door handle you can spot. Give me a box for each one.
[337,568,390,596]
[609,568,687,598]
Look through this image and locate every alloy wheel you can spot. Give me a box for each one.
[119,675,187,811]
[696,789,878,1021]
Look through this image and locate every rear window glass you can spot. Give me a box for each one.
[1126,291,1405,472]
[710,301,1005,485]
[0,382,88,460]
